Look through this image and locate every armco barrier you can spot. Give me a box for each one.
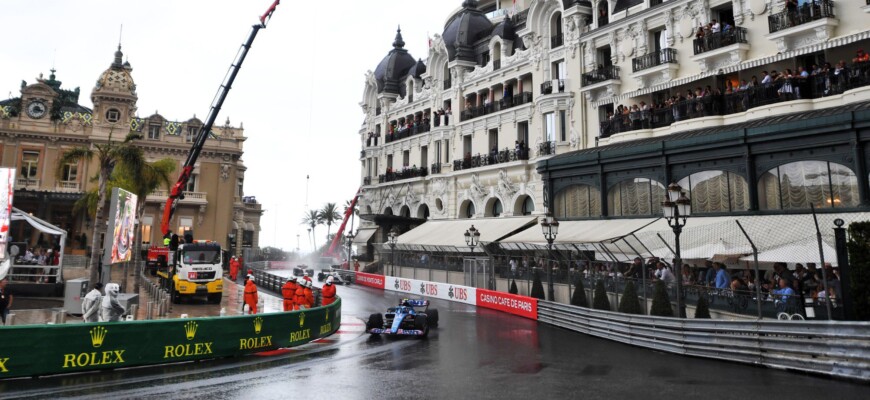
[356,272,537,320]
[0,299,341,379]
[537,300,870,382]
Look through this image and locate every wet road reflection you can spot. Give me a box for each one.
[1,284,867,400]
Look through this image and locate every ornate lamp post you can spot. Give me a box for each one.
[661,183,691,318]
[464,225,481,286]
[540,214,560,301]
[387,227,398,276]
[345,231,356,269]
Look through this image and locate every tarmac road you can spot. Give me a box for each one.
[1,283,867,400]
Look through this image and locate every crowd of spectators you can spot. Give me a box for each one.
[14,246,61,283]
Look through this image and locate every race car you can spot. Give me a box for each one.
[317,268,352,285]
[366,299,439,338]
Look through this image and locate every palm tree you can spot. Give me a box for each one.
[301,210,322,250]
[112,157,176,292]
[343,199,359,217]
[56,130,143,290]
[320,203,341,243]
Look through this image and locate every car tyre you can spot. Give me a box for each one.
[426,309,439,327]
[414,314,429,338]
[366,313,384,333]
[208,293,222,304]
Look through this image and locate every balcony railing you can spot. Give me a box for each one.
[768,0,835,34]
[551,35,564,49]
[541,79,567,95]
[582,65,620,85]
[493,59,501,71]
[538,141,556,157]
[433,113,450,127]
[598,61,870,138]
[443,79,452,90]
[363,176,372,186]
[16,178,39,188]
[360,150,366,159]
[366,135,380,147]
[511,9,529,28]
[459,92,533,122]
[148,190,207,201]
[453,147,530,171]
[485,8,509,20]
[693,27,748,55]
[378,167,428,183]
[385,122,432,143]
[650,0,664,6]
[598,15,609,27]
[56,181,81,192]
[632,48,678,73]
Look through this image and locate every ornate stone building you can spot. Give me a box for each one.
[0,46,263,255]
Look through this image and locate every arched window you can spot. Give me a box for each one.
[554,184,601,218]
[515,195,535,216]
[417,204,430,220]
[759,161,858,210]
[550,12,563,48]
[383,207,393,216]
[465,201,476,218]
[676,171,749,214]
[493,41,502,69]
[607,178,665,216]
[488,199,503,217]
[400,205,411,218]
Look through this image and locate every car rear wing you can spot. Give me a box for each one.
[402,299,429,307]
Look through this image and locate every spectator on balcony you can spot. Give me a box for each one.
[785,0,798,27]
[772,278,796,312]
[711,19,720,34]
[761,71,772,85]
[854,49,869,63]
[714,262,730,290]
[654,261,675,285]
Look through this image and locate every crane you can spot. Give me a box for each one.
[324,188,361,260]
[160,0,280,237]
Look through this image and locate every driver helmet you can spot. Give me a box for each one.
[326,276,335,285]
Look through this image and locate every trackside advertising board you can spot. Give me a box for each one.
[355,272,537,320]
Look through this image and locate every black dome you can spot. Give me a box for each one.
[409,58,427,78]
[442,0,494,63]
[491,16,515,42]
[374,27,417,95]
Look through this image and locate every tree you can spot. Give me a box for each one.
[56,130,143,290]
[570,276,588,307]
[617,280,643,314]
[112,157,176,293]
[592,280,611,311]
[320,203,342,242]
[343,199,359,217]
[509,279,518,295]
[301,210,322,250]
[848,221,870,321]
[530,270,545,299]
[695,295,711,319]
[650,281,674,317]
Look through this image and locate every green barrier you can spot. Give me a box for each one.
[0,298,341,379]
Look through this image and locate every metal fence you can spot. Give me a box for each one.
[537,300,870,382]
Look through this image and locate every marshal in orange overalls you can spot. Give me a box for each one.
[321,282,337,306]
[244,278,259,314]
[281,280,297,312]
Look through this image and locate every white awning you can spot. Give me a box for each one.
[352,227,378,245]
[11,208,66,236]
[499,218,660,245]
[396,217,537,247]
[739,237,839,266]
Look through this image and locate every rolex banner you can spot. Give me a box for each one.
[0,299,340,379]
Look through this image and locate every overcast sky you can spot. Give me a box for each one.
[2,0,462,252]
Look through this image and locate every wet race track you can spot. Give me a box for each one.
[2,284,868,400]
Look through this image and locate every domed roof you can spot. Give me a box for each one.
[94,45,136,96]
[409,58,427,79]
[491,16,515,42]
[442,0,494,63]
[374,28,417,95]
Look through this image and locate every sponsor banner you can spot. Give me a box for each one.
[354,272,385,289]
[103,187,138,264]
[0,168,14,260]
[384,276,476,306]
[476,289,538,320]
[0,298,341,379]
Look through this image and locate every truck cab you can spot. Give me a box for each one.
[158,241,224,304]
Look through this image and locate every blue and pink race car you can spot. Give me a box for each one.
[366,299,440,337]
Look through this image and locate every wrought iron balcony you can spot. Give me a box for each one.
[360,150,366,159]
[493,59,501,71]
[452,148,530,172]
[384,122,432,143]
[363,176,372,186]
[538,141,556,157]
[541,79,567,95]
[582,65,620,85]
[430,163,443,175]
[443,79,452,90]
[693,27,748,55]
[460,92,533,122]
[551,35,564,49]
[378,167,428,183]
[632,48,678,73]
[768,0,835,34]
[650,0,664,6]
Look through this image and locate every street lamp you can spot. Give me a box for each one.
[387,227,398,276]
[464,225,480,286]
[540,214,560,301]
[662,182,691,318]
[345,231,356,269]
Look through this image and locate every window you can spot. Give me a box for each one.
[141,216,153,245]
[403,151,410,167]
[554,184,601,218]
[490,199,503,217]
[20,151,39,179]
[518,121,529,145]
[521,196,535,216]
[237,178,244,198]
[105,109,121,123]
[367,158,373,177]
[185,174,197,192]
[544,113,556,143]
[178,217,193,236]
[488,129,499,153]
[463,136,472,157]
[387,154,394,170]
[187,127,197,142]
[421,146,428,168]
[759,161,859,210]
[434,141,442,166]
[61,163,78,182]
[676,171,749,214]
[148,124,161,140]
[464,201,476,218]
[607,178,666,216]
[559,110,567,142]
[444,139,450,162]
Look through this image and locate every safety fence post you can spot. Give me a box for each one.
[146,301,154,320]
